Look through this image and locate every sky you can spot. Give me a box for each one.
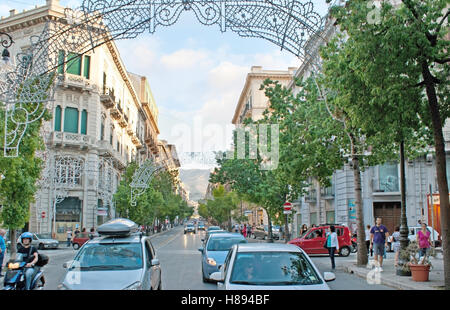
[1,0,331,168]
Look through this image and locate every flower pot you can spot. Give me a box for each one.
[409,264,430,282]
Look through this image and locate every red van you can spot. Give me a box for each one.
[288,225,352,257]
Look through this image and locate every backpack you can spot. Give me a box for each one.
[28,246,49,267]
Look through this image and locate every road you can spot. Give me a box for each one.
[1,226,394,290]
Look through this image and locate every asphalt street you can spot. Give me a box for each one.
[0,226,394,290]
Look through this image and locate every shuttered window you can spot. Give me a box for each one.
[54,105,62,131]
[64,107,79,133]
[83,55,90,79]
[57,50,65,74]
[81,109,87,135]
[66,53,82,75]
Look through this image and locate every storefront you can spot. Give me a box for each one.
[54,197,82,241]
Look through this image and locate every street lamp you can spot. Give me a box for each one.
[1,32,14,63]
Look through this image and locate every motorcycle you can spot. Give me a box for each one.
[351,234,358,253]
[3,253,46,290]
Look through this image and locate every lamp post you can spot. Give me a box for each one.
[1,32,13,63]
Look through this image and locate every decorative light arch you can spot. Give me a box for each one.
[0,0,329,156]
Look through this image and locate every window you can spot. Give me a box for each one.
[379,163,399,192]
[64,107,79,133]
[83,55,90,79]
[54,105,62,131]
[110,126,114,145]
[81,109,87,135]
[100,116,105,140]
[66,52,82,75]
[57,50,65,74]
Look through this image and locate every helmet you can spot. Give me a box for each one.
[20,232,33,243]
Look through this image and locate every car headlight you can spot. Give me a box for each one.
[124,281,142,290]
[206,258,217,266]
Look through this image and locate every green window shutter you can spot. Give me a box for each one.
[57,50,65,74]
[81,110,87,135]
[83,55,90,79]
[66,52,81,75]
[54,105,62,131]
[64,107,79,133]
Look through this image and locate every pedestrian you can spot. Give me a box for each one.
[243,224,247,238]
[0,229,7,278]
[417,222,432,260]
[392,226,401,267]
[66,228,73,247]
[365,224,372,257]
[300,224,308,236]
[312,224,317,228]
[81,227,86,233]
[370,217,389,271]
[89,227,95,240]
[325,225,339,270]
[74,227,80,237]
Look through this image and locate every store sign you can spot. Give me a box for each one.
[97,209,107,216]
[348,199,356,221]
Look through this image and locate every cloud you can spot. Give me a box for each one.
[160,49,212,70]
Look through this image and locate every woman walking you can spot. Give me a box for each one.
[326,225,339,270]
[300,224,308,236]
[417,223,432,259]
[243,224,247,238]
[392,226,401,267]
[365,224,372,257]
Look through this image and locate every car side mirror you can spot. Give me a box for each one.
[62,260,73,269]
[151,259,160,266]
[210,272,224,282]
[323,272,336,282]
[198,247,204,253]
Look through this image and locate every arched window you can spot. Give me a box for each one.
[54,105,62,131]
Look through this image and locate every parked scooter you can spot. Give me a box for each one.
[3,253,47,290]
[351,234,358,253]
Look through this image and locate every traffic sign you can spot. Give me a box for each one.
[41,211,46,218]
[283,210,292,214]
[283,202,292,211]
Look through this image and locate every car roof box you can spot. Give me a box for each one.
[97,218,139,236]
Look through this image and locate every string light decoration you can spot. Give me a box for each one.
[129,159,165,206]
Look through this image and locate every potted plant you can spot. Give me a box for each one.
[398,241,435,281]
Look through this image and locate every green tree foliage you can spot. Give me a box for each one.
[0,76,53,256]
[113,162,191,227]
[325,0,449,281]
[199,185,238,230]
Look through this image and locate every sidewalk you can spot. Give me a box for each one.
[341,252,446,290]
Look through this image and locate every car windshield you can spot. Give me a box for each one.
[35,233,52,239]
[198,222,204,225]
[72,243,143,271]
[208,226,220,231]
[187,224,194,228]
[230,252,322,286]
[207,236,247,251]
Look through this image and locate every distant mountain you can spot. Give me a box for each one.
[179,169,212,202]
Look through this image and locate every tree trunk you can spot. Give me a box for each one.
[9,229,17,260]
[422,61,450,289]
[351,135,367,266]
[267,211,274,243]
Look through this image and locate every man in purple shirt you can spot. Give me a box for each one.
[370,217,389,271]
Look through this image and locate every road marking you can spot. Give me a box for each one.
[155,229,183,250]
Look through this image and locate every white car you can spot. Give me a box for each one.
[210,243,335,290]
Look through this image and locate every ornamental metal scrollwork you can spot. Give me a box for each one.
[1,0,325,157]
[129,159,165,206]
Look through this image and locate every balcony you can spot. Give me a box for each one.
[100,87,115,109]
[96,140,127,170]
[56,73,92,92]
[127,125,134,137]
[131,134,142,148]
[110,103,128,128]
[49,131,94,149]
[321,186,335,199]
[305,189,317,203]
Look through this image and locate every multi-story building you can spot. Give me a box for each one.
[0,0,162,240]
[288,14,450,239]
[231,66,297,227]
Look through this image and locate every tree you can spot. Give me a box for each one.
[327,0,449,283]
[0,80,52,257]
[200,185,238,230]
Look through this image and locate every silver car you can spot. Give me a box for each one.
[59,233,162,290]
[31,233,59,250]
[210,243,335,290]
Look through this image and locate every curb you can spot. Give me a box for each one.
[343,264,439,290]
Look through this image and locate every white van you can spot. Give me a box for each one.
[408,226,440,247]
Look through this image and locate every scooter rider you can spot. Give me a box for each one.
[17,232,39,290]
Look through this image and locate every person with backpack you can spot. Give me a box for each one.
[17,232,39,290]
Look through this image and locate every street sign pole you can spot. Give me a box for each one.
[283,203,292,243]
